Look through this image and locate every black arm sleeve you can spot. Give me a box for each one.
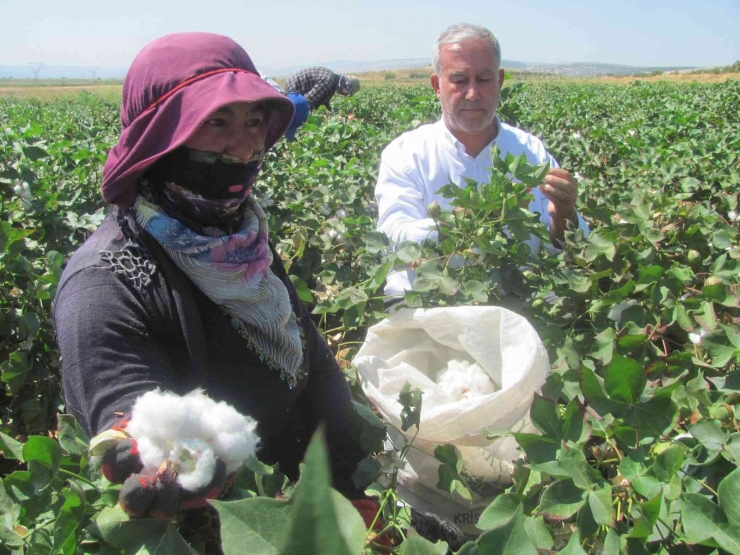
[55,266,180,437]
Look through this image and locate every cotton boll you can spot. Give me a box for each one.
[136,436,167,474]
[128,390,191,440]
[173,438,217,492]
[436,359,497,401]
[126,389,262,481]
[180,390,219,438]
[210,427,260,473]
[201,400,248,437]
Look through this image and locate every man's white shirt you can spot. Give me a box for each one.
[375,118,589,296]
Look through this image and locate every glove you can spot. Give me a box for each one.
[92,419,232,519]
[351,499,393,550]
[409,507,466,552]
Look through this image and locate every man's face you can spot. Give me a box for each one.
[431,39,505,139]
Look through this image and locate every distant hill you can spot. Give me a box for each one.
[0,64,126,80]
[510,62,697,77]
[0,60,704,81]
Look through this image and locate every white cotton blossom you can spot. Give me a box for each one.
[436,359,497,401]
[689,329,708,345]
[12,181,32,200]
[607,299,638,322]
[729,211,738,223]
[319,204,331,216]
[126,390,260,489]
[335,209,347,218]
[572,132,582,139]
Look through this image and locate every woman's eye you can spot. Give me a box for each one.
[245,117,264,128]
[206,118,225,127]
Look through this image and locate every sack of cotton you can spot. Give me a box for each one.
[89,389,259,519]
[352,306,549,533]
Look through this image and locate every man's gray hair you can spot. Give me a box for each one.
[432,23,501,73]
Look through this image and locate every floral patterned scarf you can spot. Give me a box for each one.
[133,195,305,386]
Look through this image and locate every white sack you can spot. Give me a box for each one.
[353,305,550,527]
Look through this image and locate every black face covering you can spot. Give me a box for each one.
[142,147,263,230]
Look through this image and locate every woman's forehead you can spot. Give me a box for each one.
[211,102,266,116]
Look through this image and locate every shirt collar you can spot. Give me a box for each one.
[438,116,503,159]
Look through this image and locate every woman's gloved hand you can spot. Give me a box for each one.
[351,499,393,551]
[91,418,232,519]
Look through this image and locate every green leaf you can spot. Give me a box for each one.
[602,528,621,555]
[585,230,616,262]
[89,505,197,554]
[399,382,423,431]
[590,328,616,365]
[462,280,488,302]
[348,401,386,453]
[22,436,61,470]
[690,419,728,452]
[522,516,553,550]
[475,508,537,555]
[558,529,588,555]
[604,355,645,405]
[288,275,314,303]
[477,494,521,530]
[52,489,84,555]
[724,434,740,465]
[57,414,90,456]
[279,431,366,555]
[681,492,740,553]
[529,395,561,439]
[538,479,586,520]
[653,445,686,482]
[435,444,472,501]
[0,432,25,461]
[719,468,740,527]
[557,446,600,490]
[588,483,614,527]
[398,533,448,554]
[712,229,733,250]
[580,365,623,417]
[513,433,559,464]
[212,498,291,554]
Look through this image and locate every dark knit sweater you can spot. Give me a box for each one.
[54,211,365,496]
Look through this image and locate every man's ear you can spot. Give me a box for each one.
[499,69,505,92]
[431,73,441,98]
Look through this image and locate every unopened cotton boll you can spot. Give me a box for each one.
[436,359,497,401]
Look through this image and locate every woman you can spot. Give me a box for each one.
[54,32,367,503]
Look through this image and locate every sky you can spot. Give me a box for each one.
[1,0,739,71]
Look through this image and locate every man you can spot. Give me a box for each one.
[284,67,360,111]
[375,23,589,296]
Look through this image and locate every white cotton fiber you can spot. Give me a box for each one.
[136,436,167,474]
[436,359,497,401]
[172,438,218,491]
[128,390,192,440]
[126,389,261,489]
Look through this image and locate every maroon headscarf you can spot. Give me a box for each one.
[102,32,295,207]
